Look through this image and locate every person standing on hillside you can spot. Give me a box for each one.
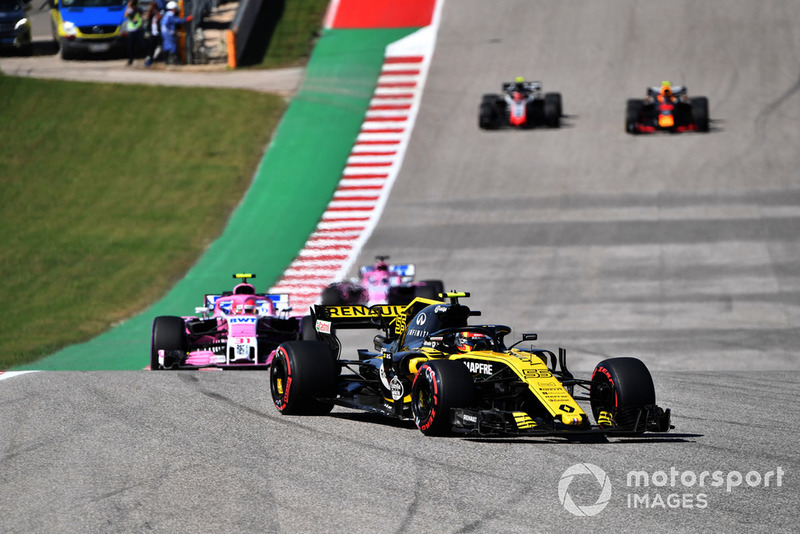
[160,1,193,65]
[144,1,162,67]
[124,0,145,66]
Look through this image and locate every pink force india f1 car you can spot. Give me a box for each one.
[320,256,444,307]
[150,274,315,370]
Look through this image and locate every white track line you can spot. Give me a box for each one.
[270,26,441,314]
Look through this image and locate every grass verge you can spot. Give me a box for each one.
[256,0,330,68]
[0,75,286,369]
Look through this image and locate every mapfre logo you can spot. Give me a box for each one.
[558,463,612,516]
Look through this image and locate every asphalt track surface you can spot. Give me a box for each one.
[2,1,800,532]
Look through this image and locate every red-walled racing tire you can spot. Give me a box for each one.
[270,341,335,415]
[412,359,475,436]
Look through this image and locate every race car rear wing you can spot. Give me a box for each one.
[359,262,415,283]
[502,81,542,93]
[311,295,447,334]
[201,293,291,315]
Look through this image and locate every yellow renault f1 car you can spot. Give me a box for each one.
[270,292,671,436]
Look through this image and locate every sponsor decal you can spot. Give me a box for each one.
[229,317,257,324]
[316,320,332,334]
[326,305,404,318]
[415,312,427,326]
[462,360,493,375]
[326,306,371,318]
[390,376,404,400]
[406,328,429,338]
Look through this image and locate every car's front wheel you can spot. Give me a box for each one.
[590,357,656,433]
[626,99,643,134]
[150,316,187,370]
[412,359,474,436]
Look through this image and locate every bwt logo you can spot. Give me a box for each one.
[558,463,612,517]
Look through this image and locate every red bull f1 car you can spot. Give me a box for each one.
[150,274,313,370]
[269,292,672,437]
[626,82,709,134]
[479,78,562,129]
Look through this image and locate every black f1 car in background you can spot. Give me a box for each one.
[479,78,562,129]
[151,274,313,370]
[269,292,672,437]
[626,81,709,134]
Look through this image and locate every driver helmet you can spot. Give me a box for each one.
[455,331,490,353]
[660,81,673,100]
[232,298,257,315]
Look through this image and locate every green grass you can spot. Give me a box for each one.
[0,75,286,369]
[257,0,330,68]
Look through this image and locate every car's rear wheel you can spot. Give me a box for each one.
[544,92,562,127]
[415,280,445,301]
[150,316,187,370]
[590,357,656,433]
[412,359,474,436]
[270,341,335,415]
[691,96,709,132]
[626,99,644,134]
[320,284,344,305]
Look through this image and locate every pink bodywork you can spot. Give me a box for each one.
[362,269,404,306]
[183,293,279,367]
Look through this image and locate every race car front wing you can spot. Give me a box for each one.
[450,405,671,436]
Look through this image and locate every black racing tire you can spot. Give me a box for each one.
[544,92,562,127]
[590,357,656,433]
[300,315,317,341]
[320,284,344,305]
[412,359,475,436]
[479,94,501,129]
[270,341,335,415]
[525,99,544,127]
[691,96,710,132]
[626,99,644,134]
[150,316,187,370]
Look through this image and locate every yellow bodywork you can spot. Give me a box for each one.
[453,349,586,426]
[401,347,587,428]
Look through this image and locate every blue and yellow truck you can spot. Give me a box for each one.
[50,0,128,59]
